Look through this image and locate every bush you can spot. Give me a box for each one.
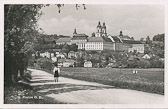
[36,58,54,71]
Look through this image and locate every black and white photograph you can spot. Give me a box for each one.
[1,0,168,108]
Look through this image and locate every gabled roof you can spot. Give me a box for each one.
[56,38,71,43]
[122,40,142,44]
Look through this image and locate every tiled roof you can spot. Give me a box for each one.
[111,36,122,43]
[102,37,112,42]
[72,34,88,40]
[88,37,112,42]
[56,38,71,43]
[122,40,142,44]
[73,34,88,37]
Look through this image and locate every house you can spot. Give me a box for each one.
[40,51,50,58]
[57,59,66,67]
[51,57,57,62]
[84,61,92,68]
[122,40,144,53]
[63,59,75,67]
[68,51,78,59]
[57,59,75,67]
[56,53,65,59]
[142,54,151,59]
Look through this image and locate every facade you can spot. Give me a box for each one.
[56,53,66,59]
[142,54,151,59]
[108,35,123,51]
[71,30,88,50]
[63,60,75,67]
[55,22,144,53]
[84,61,92,68]
[51,57,57,62]
[68,51,78,58]
[85,37,114,51]
[122,40,144,53]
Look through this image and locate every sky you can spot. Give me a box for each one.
[37,5,164,40]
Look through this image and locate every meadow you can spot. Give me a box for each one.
[60,68,164,95]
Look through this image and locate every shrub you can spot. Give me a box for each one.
[36,58,54,71]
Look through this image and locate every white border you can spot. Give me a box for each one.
[0,0,168,108]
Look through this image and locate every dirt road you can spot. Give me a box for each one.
[29,68,164,104]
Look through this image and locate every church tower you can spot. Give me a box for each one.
[102,22,107,37]
[73,28,77,36]
[119,31,123,37]
[96,21,102,37]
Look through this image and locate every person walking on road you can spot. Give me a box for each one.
[53,64,60,82]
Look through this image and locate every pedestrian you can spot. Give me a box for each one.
[53,64,60,82]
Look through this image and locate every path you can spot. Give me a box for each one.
[29,68,164,104]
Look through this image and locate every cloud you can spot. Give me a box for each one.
[38,5,164,39]
[38,16,98,36]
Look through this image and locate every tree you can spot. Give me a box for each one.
[4,4,86,84]
[140,37,144,42]
[146,36,151,44]
[153,34,164,42]
[69,44,78,52]
[4,5,43,84]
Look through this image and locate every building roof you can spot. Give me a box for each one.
[112,36,122,43]
[122,40,142,44]
[72,34,88,40]
[88,37,112,42]
[56,38,71,43]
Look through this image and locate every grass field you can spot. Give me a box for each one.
[59,68,164,95]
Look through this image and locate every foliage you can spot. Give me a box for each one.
[153,34,164,42]
[36,58,54,71]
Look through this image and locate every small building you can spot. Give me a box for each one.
[51,57,57,62]
[68,51,78,59]
[63,60,75,67]
[142,54,151,59]
[84,61,92,68]
[58,59,75,67]
[56,53,65,59]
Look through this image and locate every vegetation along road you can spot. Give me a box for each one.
[30,68,164,104]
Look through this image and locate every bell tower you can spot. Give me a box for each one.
[73,28,77,35]
[102,22,107,37]
[96,21,102,37]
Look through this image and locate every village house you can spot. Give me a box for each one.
[51,57,57,62]
[84,61,92,68]
[142,54,151,59]
[68,51,79,59]
[57,59,75,67]
[56,53,66,59]
[63,59,75,67]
